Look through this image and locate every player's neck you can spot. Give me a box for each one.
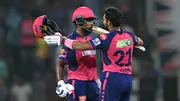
[109,26,121,31]
[76,29,88,38]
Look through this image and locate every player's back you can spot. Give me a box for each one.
[102,30,136,75]
[94,30,136,101]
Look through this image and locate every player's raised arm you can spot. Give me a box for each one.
[63,39,93,50]
[59,34,107,51]
[72,41,92,50]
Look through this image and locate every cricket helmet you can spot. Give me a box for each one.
[32,15,47,38]
[72,6,97,22]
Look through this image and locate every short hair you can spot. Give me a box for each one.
[104,7,123,27]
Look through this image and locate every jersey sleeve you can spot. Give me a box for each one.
[124,31,139,46]
[58,45,69,63]
[131,33,138,46]
[89,34,110,49]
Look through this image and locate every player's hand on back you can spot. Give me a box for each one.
[56,80,75,98]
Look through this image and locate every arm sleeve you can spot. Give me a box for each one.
[89,34,110,49]
[131,33,138,46]
[58,45,69,63]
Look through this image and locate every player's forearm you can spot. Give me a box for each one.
[57,60,65,80]
[72,41,92,50]
[64,39,92,50]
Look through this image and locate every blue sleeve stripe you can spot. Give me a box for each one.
[89,40,96,49]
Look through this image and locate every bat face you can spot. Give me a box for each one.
[92,26,109,35]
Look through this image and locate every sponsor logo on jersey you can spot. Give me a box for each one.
[116,39,132,48]
[82,50,96,56]
[100,34,107,40]
[92,38,101,46]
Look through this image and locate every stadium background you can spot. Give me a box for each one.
[0,0,179,101]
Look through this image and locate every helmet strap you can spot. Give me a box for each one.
[75,16,86,27]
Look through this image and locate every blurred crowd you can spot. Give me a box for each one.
[0,0,157,101]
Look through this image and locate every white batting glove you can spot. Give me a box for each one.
[65,83,75,94]
[44,32,62,46]
[56,80,68,97]
[56,80,74,98]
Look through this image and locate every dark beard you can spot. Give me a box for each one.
[104,23,109,31]
[82,27,92,35]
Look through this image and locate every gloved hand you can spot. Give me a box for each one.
[56,80,74,98]
[43,32,63,46]
[65,83,75,93]
[46,20,62,33]
[41,19,62,35]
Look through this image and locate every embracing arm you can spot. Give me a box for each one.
[72,41,92,50]
[63,39,93,51]
[92,26,144,46]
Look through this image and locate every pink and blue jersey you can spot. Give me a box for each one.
[89,30,137,101]
[59,31,98,81]
[89,30,137,75]
[59,31,100,101]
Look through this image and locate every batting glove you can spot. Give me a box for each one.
[44,32,62,46]
[56,80,74,98]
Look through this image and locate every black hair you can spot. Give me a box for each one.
[104,7,123,27]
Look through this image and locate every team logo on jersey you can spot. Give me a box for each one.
[100,34,107,40]
[92,38,101,46]
[60,49,67,54]
[59,49,67,58]
[116,39,132,48]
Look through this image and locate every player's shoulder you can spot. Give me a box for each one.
[99,33,110,41]
[123,30,134,35]
[67,31,77,39]
[122,30,136,41]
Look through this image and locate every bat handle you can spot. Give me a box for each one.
[135,46,146,51]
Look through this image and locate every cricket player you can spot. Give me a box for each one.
[57,6,100,101]
[43,7,143,101]
[32,6,101,101]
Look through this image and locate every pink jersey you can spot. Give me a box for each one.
[89,30,137,75]
[59,31,98,81]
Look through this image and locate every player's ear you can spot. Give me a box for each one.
[75,21,81,28]
[107,20,112,26]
